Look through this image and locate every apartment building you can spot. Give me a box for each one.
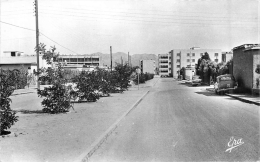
[140,60,156,74]
[158,53,171,77]
[170,47,221,78]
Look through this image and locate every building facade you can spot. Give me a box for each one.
[58,55,100,66]
[140,60,156,74]
[0,51,49,73]
[158,54,171,77]
[170,47,222,78]
[233,44,260,93]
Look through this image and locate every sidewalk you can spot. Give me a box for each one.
[176,79,260,106]
[0,77,159,162]
[206,87,260,106]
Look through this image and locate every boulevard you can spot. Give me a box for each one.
[90,78,259,161]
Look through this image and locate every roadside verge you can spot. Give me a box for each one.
[74,90,150,162]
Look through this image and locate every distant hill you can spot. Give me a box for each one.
[87,52,158,67]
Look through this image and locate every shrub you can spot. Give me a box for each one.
[113,63,134,91]
[0,69,19,134]
[133,72,154,85]
[36,44,73,113]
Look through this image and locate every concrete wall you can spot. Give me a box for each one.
[141,60,155,74]
[253,53,260,89]
[233,47,253,92]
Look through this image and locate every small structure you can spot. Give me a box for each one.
[140,59,155,74]
[222,51,233,62]
[185,66,196,80]
[233,44,260,94]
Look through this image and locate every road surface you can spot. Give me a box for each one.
[89,78,259,161]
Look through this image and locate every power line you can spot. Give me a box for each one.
[0,21,35,31]
[39,4,257,20]
[39,33,80,55]
[0,21,80,55]
[38,8,256,23]
[38,12,257,27]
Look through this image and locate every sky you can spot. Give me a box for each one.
[0,0,259,55]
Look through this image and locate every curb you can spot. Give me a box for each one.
[205,88,260,106]
[225,94,260,106]
[74,90,150,162]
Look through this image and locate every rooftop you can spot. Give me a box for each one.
[232,44,259,51]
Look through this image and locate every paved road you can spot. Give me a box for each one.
[90,78,259,161]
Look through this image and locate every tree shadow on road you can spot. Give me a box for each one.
[14,109,46,114]
[178,83,211,87]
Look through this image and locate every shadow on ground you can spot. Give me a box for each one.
[15,109,46,114]
[178,83,212,87]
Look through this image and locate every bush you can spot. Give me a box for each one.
[133,72,154,85]
[11,67,28,89]
[0,69,19,134]
[113,63,134,91]
[72,70,100,102]
[36,44,73,113]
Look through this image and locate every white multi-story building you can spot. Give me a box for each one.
[158,54,171,77]
[170,47,222,78]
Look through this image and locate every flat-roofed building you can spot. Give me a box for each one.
[140,60,155,74]
[170,47,221,78]
[58,55,100,67]
[222,51,233,62]
[233,44,260,94]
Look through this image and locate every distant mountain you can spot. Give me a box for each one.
[88,52,158,67]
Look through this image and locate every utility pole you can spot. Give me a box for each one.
[34,0,40,90]
[110,46,112,71]
[121,56,123,65]
[128,52,129,65]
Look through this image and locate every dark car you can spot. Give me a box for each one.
[214,74,238,94]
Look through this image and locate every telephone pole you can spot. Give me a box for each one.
[34,0,40,89]
[128,52,129,65]
[110,46,112,71]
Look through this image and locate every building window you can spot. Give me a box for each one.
[187,53,190,56]
[177,53,180,56]
[160,65,168,68]
[187,59,190,62]
[169,62,171,65]
[215,59,218,62]
[11,52,15,57]
[177,59,180,62]
[192,59,195,62]
[177,65,180,68]
[215,53,218,56]
[192,53,195,56]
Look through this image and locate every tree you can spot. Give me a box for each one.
[199,52,211,85]
[36,43,73,113]
[113,63,134,92]
[0,69,19,134]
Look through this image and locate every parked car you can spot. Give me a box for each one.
[214,74,238,94]
[191,75,202,86]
